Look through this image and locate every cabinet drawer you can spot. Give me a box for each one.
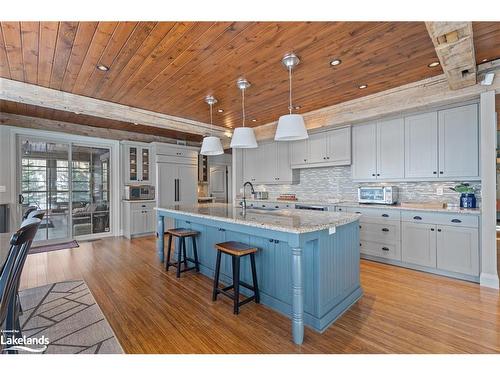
[360,240,401,261]
[359,221,400,244]
[155,145,198,158]
[344,207,401,221]
[129,201,156,210]
[401,210,478,227]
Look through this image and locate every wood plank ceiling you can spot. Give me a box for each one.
[0,21,499,137]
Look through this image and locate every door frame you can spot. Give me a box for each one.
[11,127,120,241]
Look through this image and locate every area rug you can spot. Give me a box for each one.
[11,280,124,354]
[30,240,79,255]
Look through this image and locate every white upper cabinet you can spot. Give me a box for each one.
[290,126,351,169]
[327,126,351,165]
[243,142,298,184]
[377,118,405,179]
[404,112,439,179]
[352,123,377,180]
[290,139,309,165]
[123,142,152,184]
[307,133,328,164]
[438,104,479,178]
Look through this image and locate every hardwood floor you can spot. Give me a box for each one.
[20,236,500,354]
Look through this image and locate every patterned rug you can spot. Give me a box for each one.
[13,280,124,354]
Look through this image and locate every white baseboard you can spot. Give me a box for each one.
[480,272,500,289]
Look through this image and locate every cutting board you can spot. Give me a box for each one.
[399,202,447,209]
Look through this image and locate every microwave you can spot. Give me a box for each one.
[124,185,155,201]
[358,186,398,205]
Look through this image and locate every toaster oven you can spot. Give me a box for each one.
[358,186,398,205]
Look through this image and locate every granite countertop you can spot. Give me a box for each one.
[237,198,481,215]
[156,203,360,234]
[336,202,481,215]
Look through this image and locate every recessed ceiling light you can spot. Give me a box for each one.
[358,84,368,89]
[133,122,138,125]
[96,64,109,71]
[74,111,80,115]
[428,61,440,68]
[482,58,488,62]
[217,108,224,113]
[252,119,257,122]
[294,106,301,110]
[330,59,342,66]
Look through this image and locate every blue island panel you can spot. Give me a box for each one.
[161,213,361,333]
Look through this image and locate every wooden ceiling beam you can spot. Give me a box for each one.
[0,77,228,137]
[426,22,477,90]
[0,111,201,146]
[253,60,500,141]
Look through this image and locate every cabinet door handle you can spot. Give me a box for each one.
[274,239,279,243]
[269,239,274,242]
[439,171,444,174]
[381,228,389,232]
[275,206,279,209]
[326,157,330,160]
[355,211,361,214]
[451,219,462,223]
[303,159,307,162]
[430,228,435,231]
[433,171,437,174]
[381,214,389,218]
[381,247,390,251]
[437,229,442,232]
[413,216,422,220]
[185,221,191,224]
[372,173,376,177]
[377,173,380,176]
[359,225,362,229]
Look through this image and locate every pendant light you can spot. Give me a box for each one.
[230,78,258,149]
[200,95,224,156]
[274,53,308,141]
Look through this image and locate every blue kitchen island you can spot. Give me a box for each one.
[156,203,362,345]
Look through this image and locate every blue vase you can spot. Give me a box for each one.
[460,193,476,208]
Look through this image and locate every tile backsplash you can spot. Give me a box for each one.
[254,166,481,206]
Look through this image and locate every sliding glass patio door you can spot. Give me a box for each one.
[18,136,112,244]
[19,137,71,244]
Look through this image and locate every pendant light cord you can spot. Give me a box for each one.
[209,102,213,135]
[288,66,293,114]
[242,86,246,127]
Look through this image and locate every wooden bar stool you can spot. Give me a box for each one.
[212,241,260,314]
[164,228,200,278]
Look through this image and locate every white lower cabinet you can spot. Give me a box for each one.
[401,222,437,268]
[339,205,480,281]
[123,201,156,239]
[436,225,479,276]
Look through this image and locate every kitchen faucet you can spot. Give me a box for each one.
[242,181,255,212]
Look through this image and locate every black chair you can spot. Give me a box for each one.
[0,218,41,354]
[22,206,38,221]
[25,210,45,221]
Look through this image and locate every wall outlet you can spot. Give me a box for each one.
[436,186,444,196]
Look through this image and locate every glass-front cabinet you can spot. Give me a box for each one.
[123,142,152,184]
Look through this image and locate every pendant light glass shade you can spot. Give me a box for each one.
[275,114,308,141]
[274,53,308,142]
[200,136,224,155]
[231,78,258,149]
[200,95,224,156]
[230,127,258,148]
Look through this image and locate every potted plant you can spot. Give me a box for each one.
[450,183,476,208]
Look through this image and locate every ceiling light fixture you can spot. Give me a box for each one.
[482,58,488,62]
[217,108,224,113]
[200,95,224,156]
[330,59,342,66]
[428,61,440,68]
[252,119,257,122]
[358,84,368,89]
[274,53,308,141]
[230,78,258,149]
[96,64,109,71]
